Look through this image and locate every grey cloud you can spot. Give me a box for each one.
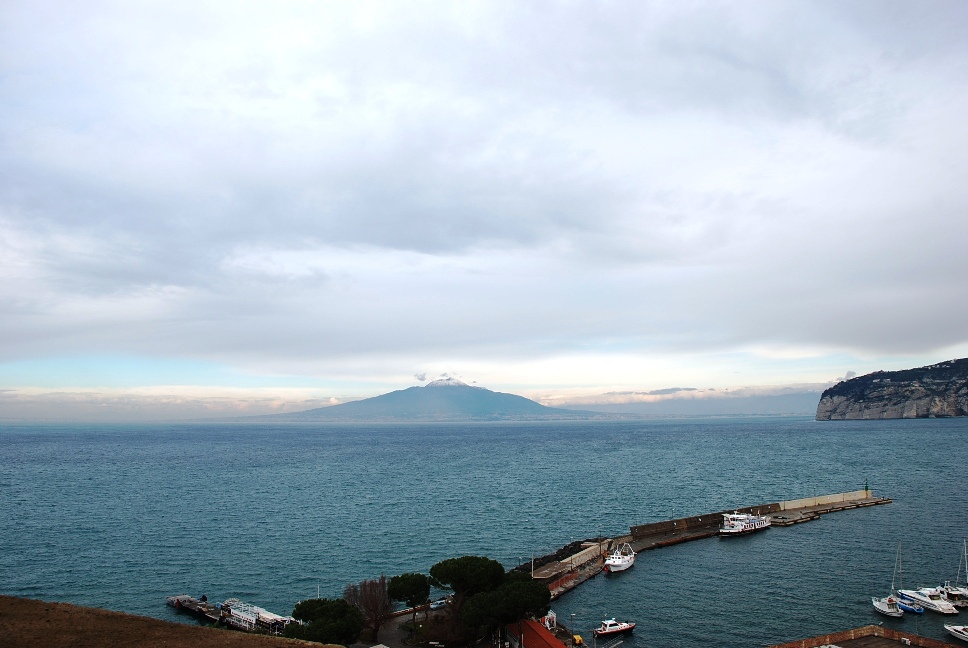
[2,1,968,379]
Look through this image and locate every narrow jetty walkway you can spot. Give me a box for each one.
[526,489,891,600]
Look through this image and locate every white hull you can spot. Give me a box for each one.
[593,619,635,637]
[943,582,968,608]
[719,512,771,536]
[872,596,904,618]
[603,543,635,573]
[604,558,634,572]
[898,588,960,614]
[945,625,968,643]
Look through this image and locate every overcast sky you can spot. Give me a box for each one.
[2,1,968,420]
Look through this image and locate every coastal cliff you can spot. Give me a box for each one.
[816,358,968,420]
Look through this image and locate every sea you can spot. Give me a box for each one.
[2,416,967,647]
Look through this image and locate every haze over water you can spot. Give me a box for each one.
[2,416,967,646]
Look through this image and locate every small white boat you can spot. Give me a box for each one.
[593,618,636,637]
[897,587,960,614]
[944,625,968,643]
[872,542,905,617]
[719,511,771,536]
[872,595,903,618]
[603,543,635,573]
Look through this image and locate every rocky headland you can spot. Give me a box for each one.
[815,358,968,420]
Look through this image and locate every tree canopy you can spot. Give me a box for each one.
[429,556,505,606]
[388,572,431,618]
[284,597,365,645]
[461,571,551,633]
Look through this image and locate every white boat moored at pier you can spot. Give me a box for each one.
[719,512,771,536]
[603,543,635,573]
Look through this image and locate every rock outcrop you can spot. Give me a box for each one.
[816,358,968,420]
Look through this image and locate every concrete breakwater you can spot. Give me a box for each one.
[521,489,891,599]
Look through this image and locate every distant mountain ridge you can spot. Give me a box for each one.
[269,377,610,422]
[816,358,968,420]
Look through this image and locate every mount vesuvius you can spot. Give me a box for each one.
[266,378,611,422]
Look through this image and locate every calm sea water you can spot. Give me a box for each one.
[2,417,967,646]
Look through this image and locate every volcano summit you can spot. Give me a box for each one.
[270,378,608,422]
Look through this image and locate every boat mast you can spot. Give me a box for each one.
[891,542,899,592]
[895,541,905,593]
[959,539,968,587]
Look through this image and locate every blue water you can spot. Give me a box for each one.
[2,417,967,646]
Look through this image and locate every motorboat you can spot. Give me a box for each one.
[719,511,771,536]
[871,595,903,618]
[603,543,635,573]
[890,541,923,614]
[593,618,635,637]
[943,540,968,609]
[943,581,968,609]
[897,587,959,614]
[944,625,968,643]
[897,598,924,614]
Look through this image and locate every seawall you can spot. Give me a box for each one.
[527,489,890,599]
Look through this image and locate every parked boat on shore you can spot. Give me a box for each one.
[593,618,635,637]
[603,543,635,573]
[719,512,771,536]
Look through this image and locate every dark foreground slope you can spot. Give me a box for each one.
[816,358,968,420]
[0,595,318,648]
[271,378,610,422]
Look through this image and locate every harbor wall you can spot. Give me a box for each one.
[629,490,872,540]
[563,542,608,568]
[778,489,870,511]
[768,624,952,648]
[630,504,780,541]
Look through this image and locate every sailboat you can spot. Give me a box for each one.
[942,540,968,609]
[872,542,904,617]
[892,541,925,615]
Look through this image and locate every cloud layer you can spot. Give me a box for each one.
[3,1,968,416]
